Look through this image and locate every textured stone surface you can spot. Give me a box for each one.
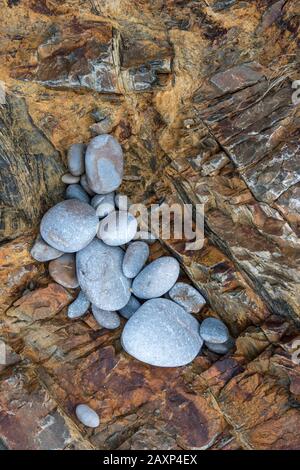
[200,318,230,344]
[122,299,203,367]
[169,282,206,313]
[119,295,141,319]
[0,0,300,451]
[65,184,90,204]
[123,241,149,278]
[92,305,121,330]
[68,290,90,319]
[49,253,79,289]
[132,257,180,299]
[41,199,98,252]
[85,135,124,194]
[30,234,63,262]
[98,211,137,246]
[76,239,131,310]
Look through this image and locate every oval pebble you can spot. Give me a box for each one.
[94,192,115,218]
[85,134,123,194]
[199,317,230,344]
[62,173,80,184]
[132,256,180,299]
[92,305,120,330]
[40,199,98,252]
[76,239,131,311]
[205,337,235,355]
[168,282,206,313]
[75,404,99,428]
[68,290,90,319]
[98,211,137,246]
[31,234,63,262]
[65,184,90,204]
[121,298,203,367]
[91,194,105,209]
[80,174,95,196]
[115,194,130,211]
[49,253,79,288]
[68,143,85,176]
[119,295,141,319]
[122,241,149,278]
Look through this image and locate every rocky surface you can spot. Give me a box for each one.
[0,0,299,450]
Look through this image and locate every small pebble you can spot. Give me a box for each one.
[76,239,131,311]
[132,256,180,299]
[121,298,203,367]
[119,295,141,319]
[94,192,115,218]
[62,173,81,184]
[80,174,95,196]
[91,194,105,209]
[115,194,130,211]
[122,241,149,278]
[199,317,230,344]
[75,404,99,428]
[31,234,63,262]
[85,134,124,194]
[68,143,85,176]
[49,253,79,288]
[205,337,235,354]
[68,290,90,319]
[40,199,98,252]
[92,305,121,329]
[65,184,90,204]
[98,210,137,246]
[168,282,206,313]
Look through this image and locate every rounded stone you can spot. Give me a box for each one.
[68,143,85,176]
[65,184,90,204]
[40,199,98,252]
[199,317,230,344]
[76,239,131,311]
[205,337,235,354]
[93,192,115,218]
[121,298,203,367]
[49,253,79,288]
[31,234,63,262]
[85,134,124,194]
[132,256,180,299]
[75,404,99,428]
[92,305,120,330]
[98,211,137,246]
[119,295,141,319]
[115,194,130,211]
[168,282,206,313]
[62,173,80,184]
[91,194,105,209]
[68,290,90,319]
[122,241,149,278]
[80,174,95,196]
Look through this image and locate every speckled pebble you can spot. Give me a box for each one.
[132,256,180,299]
[76,239,131,311]
[94,192,115,218]
[65,184,90,204]
[122,241,149,278]
[205,337,235,354]
[168,282,206,313]
[115,194,130,211]
[85,134,124,194]
[80,174,95,196]
[121,298,203,367]
[75,404,99,428]
[40,199,98,252]
[92,305,121,329]
[68,290,90,319]
[68,143,85,176]
[62,173,81,184]
[98,211,137,246]
[199,317,230,344]
[119,295,141,319]
[31,234,63,262]
[49,253,79,288]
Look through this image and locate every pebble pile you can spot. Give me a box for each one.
[31,133,234,427]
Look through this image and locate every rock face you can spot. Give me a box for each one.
[0,0,300,451]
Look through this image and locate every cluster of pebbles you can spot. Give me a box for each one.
[31,133,234,428]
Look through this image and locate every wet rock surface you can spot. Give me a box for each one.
[0,0,299,451]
